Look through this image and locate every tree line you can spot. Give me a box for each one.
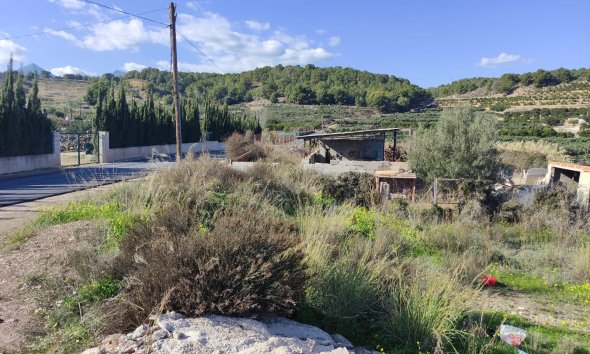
[88,64,433,113]
[429,67,590,97]
[93,84,260,148]
[0,58,53,157]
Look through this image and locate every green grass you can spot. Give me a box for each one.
[24,276,118,354]
[488,267,554,293]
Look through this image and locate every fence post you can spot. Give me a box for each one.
[77,133,81,166]
[98,131,110,163]
[53,132,61,168]
[433,178,438,204]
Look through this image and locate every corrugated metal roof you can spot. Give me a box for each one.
[297,128,400,140]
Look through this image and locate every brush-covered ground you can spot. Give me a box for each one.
[1,142,589,354]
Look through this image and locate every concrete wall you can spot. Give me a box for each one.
[0,132,61,175]
[322,138,384,161]
[577,172,590,211]
[98,131,225,163]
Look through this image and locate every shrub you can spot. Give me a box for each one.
[226,131,266,161]
[111,205,306,331]
[246,163,314,215]
[496,199,523,223]
[572,245,590,283]
[320,172,376,207]
[408,105,500,182]
[349,207,377,239]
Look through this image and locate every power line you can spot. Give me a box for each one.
[84,1,225,73]
[4,0,226,75]
[0,9,166,41]
[176,30,225,74]
[81,0,169,27]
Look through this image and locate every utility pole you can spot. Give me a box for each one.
[169,2,182,161]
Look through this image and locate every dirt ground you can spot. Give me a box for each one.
[476,288,590,332]
[0,186,115,352]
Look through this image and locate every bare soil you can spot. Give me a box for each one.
[476,289,590,332]
[0,221,93,351]
[0,185,116,352]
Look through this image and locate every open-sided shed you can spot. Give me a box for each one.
[298,128,400,163]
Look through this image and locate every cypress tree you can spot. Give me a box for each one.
[0,59,52,157]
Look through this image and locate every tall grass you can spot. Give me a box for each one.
[21,152,590,353]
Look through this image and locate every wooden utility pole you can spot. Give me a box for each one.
[169,2,182,161]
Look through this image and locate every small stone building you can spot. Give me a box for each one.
[544,162,590,210]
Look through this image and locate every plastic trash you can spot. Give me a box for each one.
[481,274,497,286]
[499,324,527,347]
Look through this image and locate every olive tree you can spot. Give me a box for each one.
[408,105,499,182]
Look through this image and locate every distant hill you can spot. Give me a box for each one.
[21,63,49,75]
[112,70,125,77]
[429,67,590,98]
[86,64,435,113]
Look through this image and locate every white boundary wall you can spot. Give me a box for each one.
[98,131,225,163]
[0,132,61,175]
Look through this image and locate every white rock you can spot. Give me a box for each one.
[152,329,169,341]
[129,323,148,340]
[331,334,354,349]
[85,313,361,354]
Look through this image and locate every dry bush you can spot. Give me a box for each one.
[319,172,377,207]
[245,163,317,215]
[572,245,590,283]
[226,131,266,161]
[116,156,246,214]
[495,199,523,223]
[264,144,307,165]
[110,205,306,331]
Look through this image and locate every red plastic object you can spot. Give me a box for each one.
[481,274,497,286]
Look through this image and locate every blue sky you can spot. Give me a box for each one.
[0,0,588,87]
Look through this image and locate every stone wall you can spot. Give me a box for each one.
[0,132,60,175]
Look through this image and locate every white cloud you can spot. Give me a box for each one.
[478,52,522,67]
[186,1,209,11]
[45,28,78,42]
[0,39,27,66]
[50,19,168,51]
[80,19,167,51]
[124,62,147,72]
[316,29,326,35]
[67,20,82,27]
[48,0,85,10]
[48,0,104,19]
[44,5,334,72]
[170,12,334,73]
[328,36,341,47]
[50,65,93,76]
[245,20,270,31]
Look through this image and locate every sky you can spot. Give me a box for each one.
[0,0,588,88]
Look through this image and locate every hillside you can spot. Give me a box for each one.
[94,64,434,113]
[6,64,590,162]
[436,80,590,111]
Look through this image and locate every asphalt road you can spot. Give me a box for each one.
[0,161,173,207]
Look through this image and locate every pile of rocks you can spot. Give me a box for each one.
[82,312,378,354]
